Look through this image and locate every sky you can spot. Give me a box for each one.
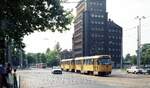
[23,0,150,56]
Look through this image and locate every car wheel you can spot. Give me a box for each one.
[134,71,137,74]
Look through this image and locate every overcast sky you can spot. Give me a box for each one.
[23,0,150,56]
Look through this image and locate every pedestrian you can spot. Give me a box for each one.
[0,64,3,88]
[0,74,3,88]
[0,64,7,88]
[13,69,18,88]
[5,63,14,88]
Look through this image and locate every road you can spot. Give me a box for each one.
[17,68,150,88]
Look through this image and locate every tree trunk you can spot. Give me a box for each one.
[0,38,6,65]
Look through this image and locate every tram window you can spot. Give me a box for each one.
[76,61,78,64]
[85,59,92,65]
[83,60,86,65]
[89,59,91,65]
[97,59,111,65]
[71,61,74,64]
[78,61,80,64]
[85,59,88,65]
[75,61,77,64]
[76,60,81,65]
[88,60,90,65]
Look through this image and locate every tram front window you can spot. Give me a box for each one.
[98,57,111,65]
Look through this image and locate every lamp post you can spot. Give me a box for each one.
[135,16,145,67]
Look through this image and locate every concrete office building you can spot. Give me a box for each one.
[73,0,122,67]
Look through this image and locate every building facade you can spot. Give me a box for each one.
[73,0,122,67]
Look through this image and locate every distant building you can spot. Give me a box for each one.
[73,0,122,67]
[60,49,73,59]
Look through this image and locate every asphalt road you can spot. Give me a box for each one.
[17,68,150,88]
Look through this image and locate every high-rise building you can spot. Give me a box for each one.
[73,0,122,67]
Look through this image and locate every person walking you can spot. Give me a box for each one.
[0,64,7,88]
[5,63,14,88]
[13,69,18,88]
[0,65,3,88]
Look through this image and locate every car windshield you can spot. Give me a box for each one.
[52,66,61,69]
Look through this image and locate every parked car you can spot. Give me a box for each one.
[141,66,150,74]
[52,66,62,74]
[126,66,143,74]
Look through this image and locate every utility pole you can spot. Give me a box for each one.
[120,35,123,69]
[136,16,145,67]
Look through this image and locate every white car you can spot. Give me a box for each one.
[52,66,62,74]
[126,66,142,74]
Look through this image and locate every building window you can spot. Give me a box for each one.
[91,34,95,38]
[99,3,103,6]
[109,48,111,51]
[109,41,112,44]
[98,48,101,51]
[91,14,94,17]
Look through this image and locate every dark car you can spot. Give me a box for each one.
[142,66,150,74]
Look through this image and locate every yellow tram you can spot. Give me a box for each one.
[61,59,75,72]
[61,55,112,76]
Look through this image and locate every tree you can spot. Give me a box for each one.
[0,0,73,64]
[54,42,62,54]
[0,38,5,64]
[54,42,62,61]
[26,53,37,65]
[130,55,137,65]
[124,54,131,62]
[11,48,20,67]
[46,49,59,67]
[40,53,47,63]
[46,48,51,54]
[124,54,137,65]
[45,43,63,67]
[141,44,150,65]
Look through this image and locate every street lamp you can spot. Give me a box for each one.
[135,16,146,67]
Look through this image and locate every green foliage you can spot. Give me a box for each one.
[25,43,62,67]
[46,48,59,67]
[54,42,62,53]
[141,44,150,65]
[0,0,73,47]
[0,0,73,64]
[26,53,47,65]
[44,43,62,67]
[124,54,136,65]
[130,55,137,65]
[40,53,47,63]
[26,53,37,64]
[124,43,150,65]
[124,54,131,61]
